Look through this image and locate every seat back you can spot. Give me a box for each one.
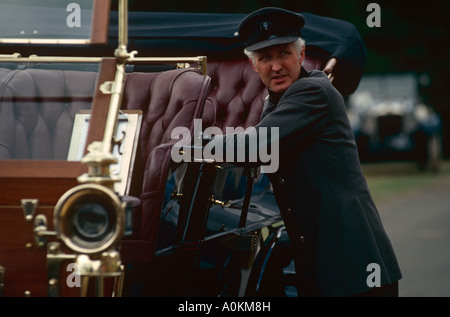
[0,68,97,160]
[202,55,324,131]
[205,60,267,130]
[120,68,211,250]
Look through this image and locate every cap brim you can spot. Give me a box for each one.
[245,36,300,52]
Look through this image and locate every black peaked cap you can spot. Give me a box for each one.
[238,7,305,52]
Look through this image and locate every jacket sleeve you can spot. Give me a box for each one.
[256,79,330,152]
[260,99,276,121]
[205,78,331,165]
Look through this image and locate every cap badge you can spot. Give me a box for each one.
[260,21,273,33]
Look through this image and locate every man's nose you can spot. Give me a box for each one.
[271,59,282,72]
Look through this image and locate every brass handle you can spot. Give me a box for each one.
[171,192,183,200]
[210,196,231,208]
[34,215,57,248]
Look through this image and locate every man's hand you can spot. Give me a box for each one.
[323,57,337,83]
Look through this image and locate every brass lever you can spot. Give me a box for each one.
[34,215,57,248]
[210,196,231,208]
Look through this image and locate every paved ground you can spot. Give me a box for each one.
[374,171,450,297]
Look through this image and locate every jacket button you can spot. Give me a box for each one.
[299,236,306,244]
[287,208,293,214]
[279,177,285,184]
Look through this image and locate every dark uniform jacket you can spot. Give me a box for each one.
[258,67,401,296]
[210,67,402,296]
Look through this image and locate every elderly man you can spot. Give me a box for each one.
[207,7,402,297]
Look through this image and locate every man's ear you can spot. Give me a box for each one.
[249,58,259,73]
[299,47,306,65]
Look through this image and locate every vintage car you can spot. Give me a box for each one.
[0,0,365,297]
[347,73,442,171]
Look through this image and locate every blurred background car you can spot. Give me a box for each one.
[347,73,442,171]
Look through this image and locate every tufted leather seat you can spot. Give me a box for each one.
[204,60,267,130]
[203,56,324,131]
[122,58,328,260]
[199,56,324,202]
[123,68,210,173]
[0,56,323,263]
[120,68,211,261]
[0,68,97,160]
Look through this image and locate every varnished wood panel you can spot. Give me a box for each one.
[0,205,53,296]
[90,0,112,45]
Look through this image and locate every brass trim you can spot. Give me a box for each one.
[128,56,208,75]
[210,196,231,208]
[34,214,57,248]
[76,252,123,297]
[118,0,128,49]
[100,63,126,156]
[0,53,21,58]
[112,265,125,297]
[53,184,125,255]
[77,63,127,188]
[0,56,104,63]
[47,242,77,297]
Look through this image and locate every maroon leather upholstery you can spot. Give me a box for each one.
[0,56,323,263]
[121,56,324,261]
[205,60,267,130]
[203,56,324,131]
[0,66,211,262]
[120,68,211,261]
[0,68,97,160]
[123,68,210,167]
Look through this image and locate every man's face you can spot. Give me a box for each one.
[250,42,305,94]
